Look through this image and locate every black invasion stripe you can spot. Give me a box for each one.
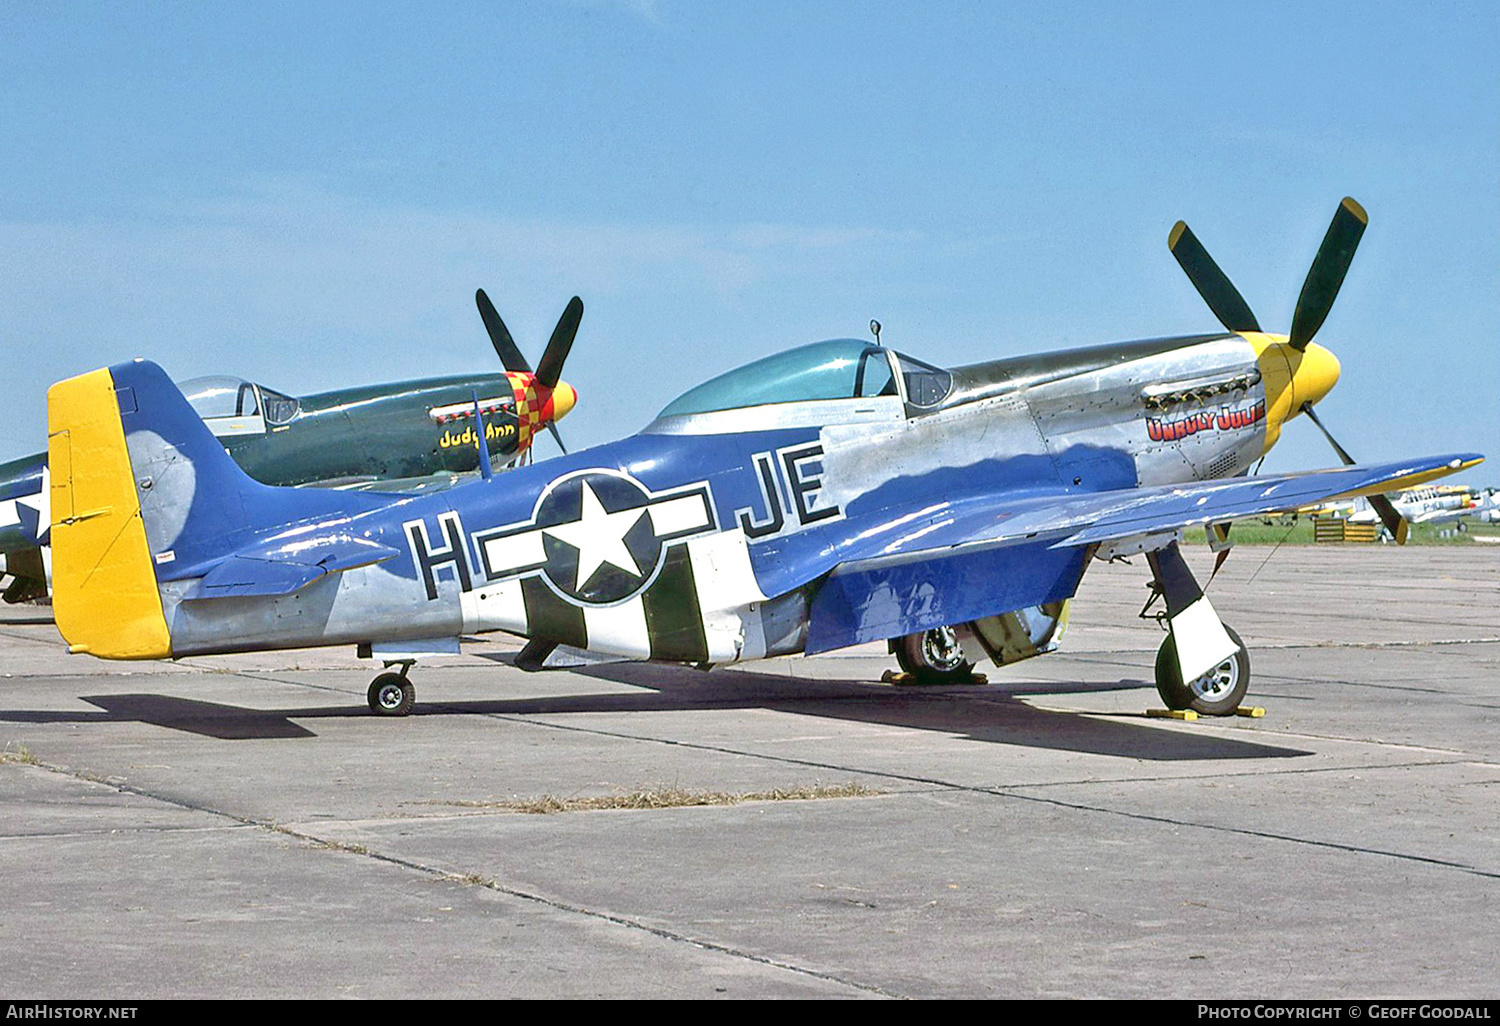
[643,546,708,663]
[521,577,587,649]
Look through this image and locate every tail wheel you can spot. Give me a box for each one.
[367,672,415,717]
[895,627,975,684]
[1155,625,1250,716]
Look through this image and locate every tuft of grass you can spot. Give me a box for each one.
[442,782,881,815]
[0,744,39,765]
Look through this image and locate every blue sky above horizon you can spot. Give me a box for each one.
[2,1,1496,481]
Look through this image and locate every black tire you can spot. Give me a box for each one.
[1155,625,1250,716]
[367,672,415,717]
[894,627,975,684]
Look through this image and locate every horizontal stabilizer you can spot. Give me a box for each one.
[186,533,399,600]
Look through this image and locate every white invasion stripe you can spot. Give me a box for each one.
[582,598,651,658]
[460,578,527,634]
[1169,596,1239,682]
[687,531,767,663]
[482,531,546,577]
[648,493,713,538]
[686,531,766,609]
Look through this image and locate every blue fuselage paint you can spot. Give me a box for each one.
[105,332,1287,662]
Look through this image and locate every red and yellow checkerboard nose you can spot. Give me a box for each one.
[508,372,578,451]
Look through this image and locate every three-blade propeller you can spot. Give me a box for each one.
[475,289,582,454]
[1170,197,1406,551]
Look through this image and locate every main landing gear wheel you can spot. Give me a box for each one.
[895,627,976,684]
[367,672,415,717]
[1155,625,1250,716]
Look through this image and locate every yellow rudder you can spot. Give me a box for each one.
[47,367,171,659]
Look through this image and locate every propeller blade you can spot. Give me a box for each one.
[1205,521,1234,583]
[1300,402,1357,466]
[1168,221,1262,333]
[547,422,568,455]
[1211,546,1232,582]
[1288,197,1367,351]
[1374,496,1412,545]
[535,296,583,389]
[1300,401,1409,544]
[475,289,532,374]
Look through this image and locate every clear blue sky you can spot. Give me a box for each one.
[2,1,1496,481]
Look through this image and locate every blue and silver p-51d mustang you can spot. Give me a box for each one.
[46,199,1481,717]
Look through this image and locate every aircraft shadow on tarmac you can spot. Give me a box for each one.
[0,659,1311,760]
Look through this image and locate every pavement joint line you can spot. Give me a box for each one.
[209,669,365,697]
[1047,713,1478,757]
[986,757,1489,791]
[1212,727,1478,756]
[459,712,1500,881]
[990,788,1500,881]
[0,671,201,681]
[265,823,905,1000]
[1052,638,1500,660]
[1248,676,1455,695]
[4,752,900,999]
[0,823,255,841]
[1248,637,1500,650]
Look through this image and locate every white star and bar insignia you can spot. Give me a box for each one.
[474,470,716,605]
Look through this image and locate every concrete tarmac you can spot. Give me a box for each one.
[1,545,1497,999]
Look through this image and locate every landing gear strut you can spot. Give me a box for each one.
[1143,542,1252,716]
[367,661,416,717]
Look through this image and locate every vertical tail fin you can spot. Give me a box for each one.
[48,359,275,658]
[48,365,173,657]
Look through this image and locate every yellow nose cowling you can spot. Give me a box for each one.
[1245,333,1342,454]
[550,380,577,421]
[1290,342,1341,411]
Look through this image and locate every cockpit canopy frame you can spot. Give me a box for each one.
[656,339,952,420]
[180,375,301,431]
